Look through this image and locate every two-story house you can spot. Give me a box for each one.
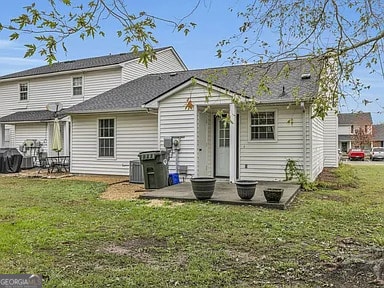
[372,124,384,147]
[338,112,373,152]
[1,51,339,182]
[0,47,187,159]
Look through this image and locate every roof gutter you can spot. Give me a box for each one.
[66,107,149,115]
[0,119,55,124]
[0,64,122,83]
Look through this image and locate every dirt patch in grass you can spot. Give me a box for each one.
[103,238,167,264]
[7,169,146,200]
[316,167,338,183]
[99,182,146,200]
[316,166,359,190]
[321,238,384,287]
[9,169,185,205]
[102,237,189,268]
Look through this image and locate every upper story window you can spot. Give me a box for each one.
[365,125,368,133]
[98,118,115,158]
[250,111,275,140]
[351,125,354,133]
[19,83,28,101]
[72,76,83,96]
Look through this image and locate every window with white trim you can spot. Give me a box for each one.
[4,128,10,147]
[98,119,115,157]
[19,83,28,101]
[250,111,275,140]
[72,76,83,96]
[218,120,230,147]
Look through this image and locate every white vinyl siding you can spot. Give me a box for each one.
[323,112,338,167]
[15,123,47,149]
[239,106,305,181]
[0,68,122,115]
[70,113,158,176]
[310,115,324,181]
[158,83,232,177]
[338,125,352,135]
[122,48,187,83]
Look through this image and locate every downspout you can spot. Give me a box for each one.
[0,123,4,148]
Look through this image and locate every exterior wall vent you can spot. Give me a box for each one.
[129,160,144,183]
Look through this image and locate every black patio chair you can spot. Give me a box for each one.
[37,152,49,173]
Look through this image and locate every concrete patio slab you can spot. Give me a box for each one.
[139,181,301,209]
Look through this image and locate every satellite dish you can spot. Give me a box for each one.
[46,102,63,113]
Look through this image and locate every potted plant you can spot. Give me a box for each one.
[263,188,284,203]
[190,177,216,200]
[235,180,258,200]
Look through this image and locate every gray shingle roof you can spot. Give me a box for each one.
[0,47,172,80]
[373,124,384,140]
[66,58,321,114]
[338,112,372,125]
[0,110,67,123]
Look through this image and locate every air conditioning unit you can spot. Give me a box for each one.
[129,160,144,184]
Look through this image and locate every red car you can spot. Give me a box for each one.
[348,148,365,161]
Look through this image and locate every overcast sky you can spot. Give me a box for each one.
[1,0,383,123]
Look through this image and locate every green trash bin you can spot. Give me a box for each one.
[138,150,169,189]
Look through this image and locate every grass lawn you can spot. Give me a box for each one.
[0,165,383,287]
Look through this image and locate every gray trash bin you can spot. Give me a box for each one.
[138,150,168,189]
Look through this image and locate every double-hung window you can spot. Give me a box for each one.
[250,111,275,140]
[72,76,83,96]
[19,83,28,101]
[98,119,115,157]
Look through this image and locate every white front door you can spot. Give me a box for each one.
[215,117,230,177]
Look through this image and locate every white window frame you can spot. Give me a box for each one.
[72,76,83,96]
[19,83,29,101]
[249,110,277,141]
[218,118,230,147]
[4,128,10,146]
[97,118,116,158]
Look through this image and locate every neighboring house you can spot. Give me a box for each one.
[65,58,338,182]
[0,47,187,157]
[372,124,384,147]
[337,112,373,152]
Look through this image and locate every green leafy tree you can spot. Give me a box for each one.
[351,127,372,149]
[1,0,383,118]
[0,0,197,65]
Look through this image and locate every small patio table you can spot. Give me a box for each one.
[47,155,70,173]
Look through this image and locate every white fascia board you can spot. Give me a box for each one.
[119,47,188,71]
[0,64,122,83]
[143,78,241,108]
[67,108,148,115]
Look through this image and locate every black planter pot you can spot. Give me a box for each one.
[191,177,216,200]
[235,180,258,200]
[263,188,284,203]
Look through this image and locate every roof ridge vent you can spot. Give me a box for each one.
[301,73,311,79]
